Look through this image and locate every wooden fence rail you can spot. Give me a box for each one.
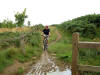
[72,32,100,75]
[79,42,100,48]
[78,65,100,72]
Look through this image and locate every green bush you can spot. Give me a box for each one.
[27,32,41,46]
[58,14,100,38]
[16,67,24,75]
[0,19,16,28]
[79,48,100,66]
[0,48,14,72]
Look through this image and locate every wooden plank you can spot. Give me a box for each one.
[79,42,100,48]
[72,33,79,75]
[78,65,100,72]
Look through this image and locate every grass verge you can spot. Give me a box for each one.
[48,26,72,63]
[0,44,42,72]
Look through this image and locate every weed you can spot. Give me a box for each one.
[16,67,24,75]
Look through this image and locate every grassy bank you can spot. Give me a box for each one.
[48,26,100,67]
[0,45,42,72]
[0,26,43,72]
[48,26,58,43]
[48,27,72,63]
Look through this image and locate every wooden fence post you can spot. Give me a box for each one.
[72,32,79,75]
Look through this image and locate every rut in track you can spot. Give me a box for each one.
[26,29,61,75]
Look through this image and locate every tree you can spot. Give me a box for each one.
[0,19,16,28]
[0,23,2,28]
[28,21,31,27]
[15,8,28,27]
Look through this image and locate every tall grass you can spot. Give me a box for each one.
[48,26,58,43]
[79,71,100,75]
[0,26,43,72]
[79,48,100,66]
[0,45,42,72]
[48,26,72,63]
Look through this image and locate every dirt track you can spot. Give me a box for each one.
[26,29,62,75]
[27,51,57,75]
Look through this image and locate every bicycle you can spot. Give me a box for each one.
[42,35,48,51]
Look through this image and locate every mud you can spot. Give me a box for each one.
[26,51,71,75]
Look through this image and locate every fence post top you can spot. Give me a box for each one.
[72,32,79,36]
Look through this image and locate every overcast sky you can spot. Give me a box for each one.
[0,0,100,25]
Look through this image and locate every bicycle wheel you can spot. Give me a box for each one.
[43,39,46,51]
[43,39,48,51]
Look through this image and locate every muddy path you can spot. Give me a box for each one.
[27,51,57,75]
[49,29,62,45]
[26,29,71,75]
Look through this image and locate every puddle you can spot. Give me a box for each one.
[26,52,72,75]
[40,65,71,75]
[27,62,72,75]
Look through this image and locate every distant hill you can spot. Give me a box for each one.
[59,14,100,38]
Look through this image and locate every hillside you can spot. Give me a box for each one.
[58,14,100,38]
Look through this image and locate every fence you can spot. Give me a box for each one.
[72,32,100,75]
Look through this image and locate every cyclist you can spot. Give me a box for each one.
[42,26,50,45]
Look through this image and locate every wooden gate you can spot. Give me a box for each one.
[72,32,100,75]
